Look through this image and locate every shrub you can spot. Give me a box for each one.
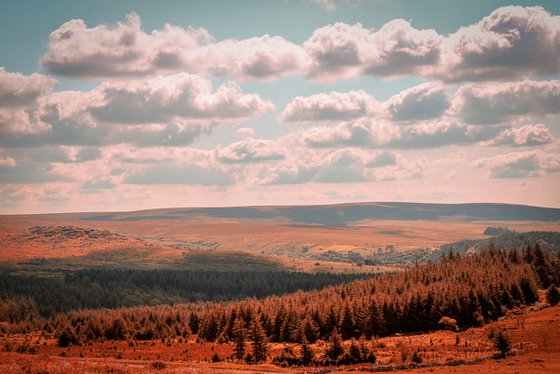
[150,361,166,370]
[546,285,560,306]
[493,330,511,358]
[411,350,422,363]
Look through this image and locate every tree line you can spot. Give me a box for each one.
[0,269,372,316]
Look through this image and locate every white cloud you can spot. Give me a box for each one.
[302,121,375,148]
[279,90,382,122]
[304,20,442,82]
[301,120,500,149]
[0,73,272,148]
[258,147,419,185]
[236,127,256,138]
[39,6,560,84]
[41,13,308,81]
[189,35,309,81]
[486,124,554,147]
[452,79,560,124]
[41,13,211,79]
[438,6,560,82]
[216,137,285,163]
[385,82,450,121]
[90,73,274,125]
[0,68,56,134]
[475,150,560,178]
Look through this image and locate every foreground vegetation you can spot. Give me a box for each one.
[1,243,558,367]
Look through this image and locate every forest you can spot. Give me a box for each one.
[0,269,371,316]
[1,243,559,366]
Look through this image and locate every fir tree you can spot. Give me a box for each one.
[546,285,560,306]
[301,336,314,366]
[249,313,268,363]
[326,330,344,363]
[233,315,246,361]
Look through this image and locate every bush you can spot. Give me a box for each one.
[57,327,79,347]
[150,361,166,370]
[546,285,560,306]
[493,330,511,358]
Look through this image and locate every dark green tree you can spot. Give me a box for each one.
[233,315,246,361]
[249,313,268,363]
[326,330,344,363]
[493,330,511,358]
[300,336,314,366]
[546,285,560,306]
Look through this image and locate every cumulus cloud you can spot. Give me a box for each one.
[302,121,375,148]
[216,137,285,163]
[41,13,211,79]
[278,82,453,125]
[236,127,256,138]
[302,120,500,149]
[279,90,382,122]
[189,35,309,80]
[90,73,274,125]
[486,124,554,147]
[0,68,56,134]
[39,6,560,83]
[0,72,271,148]
[41,13,308,81]
[438,6,560,82]
[475,150,560,178]
[304,20,442,81]
[452,79,560,124]
[258,148,418,185]
[365,150,397,167]
[386,82,450,121]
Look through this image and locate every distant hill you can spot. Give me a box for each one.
[78,202,560,226]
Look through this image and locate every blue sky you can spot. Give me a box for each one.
[0,0,559,213]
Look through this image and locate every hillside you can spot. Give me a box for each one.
[2,202,558,272]
[74,202,560,226]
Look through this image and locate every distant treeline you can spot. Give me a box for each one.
[482,226,517,236]
[0,269,372,317]
[435,231,560,259]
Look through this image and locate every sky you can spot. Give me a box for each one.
[0,0,559,214]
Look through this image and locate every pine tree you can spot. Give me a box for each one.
[348,338,362,364]
[249,313,268,363]
[493,330,511,358]
[301,315,320,343]
[366,300,384,338]
[340,305,355,339]
[326,330,344,363]
[232,315,246,361]
[300,336,314,366]
[546,285,560,306]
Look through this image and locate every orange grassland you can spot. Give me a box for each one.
[1,214,558,265]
